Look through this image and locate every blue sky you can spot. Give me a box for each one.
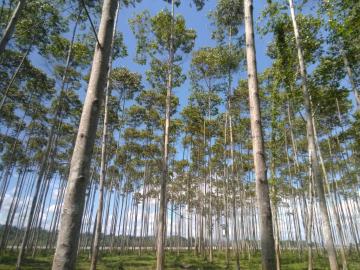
[115,0,272,111]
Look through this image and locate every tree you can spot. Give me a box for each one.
[89,3,120,270]
[0,1,359,269]
[288,1,339,269]
[322,0,360,109]
[130,5,196,269]
[243,0,277,269]
[52,0,119,269]
[210,1,244,267]
[189,46,230,262]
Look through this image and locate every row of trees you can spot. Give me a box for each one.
[0,0,359,270]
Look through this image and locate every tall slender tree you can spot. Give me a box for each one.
[52,0,119,269]
[130,4,196,268]
[244,0,277,269]
[288,1,339,269]
[89,2,120,270]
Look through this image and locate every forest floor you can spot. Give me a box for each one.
[0,250,359,269]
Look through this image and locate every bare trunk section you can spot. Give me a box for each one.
[156,41,172,270]
[288,1,339,269]
[223,116,230,267]
[313,121,348,270]
[89,3,119,269]
[244,0,276,269]
[52,0,118,269]
[16,125,56,270]
[307,176,314,270]
[228,112,241,270]
[226,27,241,266]
[156,1,174,269]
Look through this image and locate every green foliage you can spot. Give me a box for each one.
[210,0,244,42]
[130,10,196,65]
[14,0,66,50]
[110,68,143,99]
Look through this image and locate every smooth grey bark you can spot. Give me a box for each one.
[228,112,241,270]
[51,0,118,269]
[89,2,119,269]
[206,93,213,262]
[102,188,112,250]
[226,27,241,268]
[156,1,174,269]
[288,0,339,269]
[139,179,147,255]
[307,177,314,270]
[0,0,26,54]
[222,116,230,267]
[244,0,277,269]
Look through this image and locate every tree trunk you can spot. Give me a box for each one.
[229,112,241,270]
[313,121,348,270]
[16,126,56,270]
[223,116,230,267]
[288,1,339,269]
[89,2,119,268]
[156,1,174,269]
[244,0,276,269]
[51,0,118,268]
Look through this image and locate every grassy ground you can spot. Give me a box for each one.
[0,250,359,269]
